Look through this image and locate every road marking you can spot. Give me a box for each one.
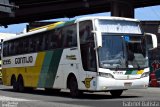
[0,95,36,101]
[0,95,90,107]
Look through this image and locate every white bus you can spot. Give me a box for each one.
[2,16,157,97]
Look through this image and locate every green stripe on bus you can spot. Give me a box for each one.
[45,49,63,88]
[38,51,53,87]
[131,70,137,75]
[125,70,133,75]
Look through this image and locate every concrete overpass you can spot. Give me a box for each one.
[0,0,160,26]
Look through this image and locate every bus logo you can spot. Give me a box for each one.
[82,77,94,88]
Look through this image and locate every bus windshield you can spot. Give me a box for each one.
[98,34,148,70]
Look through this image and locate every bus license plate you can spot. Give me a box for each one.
[124,82,132,88]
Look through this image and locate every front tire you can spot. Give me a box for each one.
[110,90,123,97]
[69,76,82,97]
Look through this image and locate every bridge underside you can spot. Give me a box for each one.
[0,0,160,25]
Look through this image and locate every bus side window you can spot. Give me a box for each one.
[41,34,46,51]
[44,33,49,50]
[24,38,29,53]
[39,34,44,51]
[61,28,67,48]
[3,43,5,56]
[29,37,34,53]
[19,40,23,54]
[22,39,25,53]
[51,30,58,49]
[13,41,17,55]
[35,35,39,52]
[48,32,53,50]
[67,35,73,47]
[72,31,77,47]
[7,43,9,56]
[10,41,13,55]
[33,36,36,52]
[16,41,20,54]
[56,29,62,48]
[61,24,77,48]
[3,42,8,57]
[8,42,12,56]
[48,30,57,50]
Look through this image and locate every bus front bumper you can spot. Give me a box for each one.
[96,76,149,91]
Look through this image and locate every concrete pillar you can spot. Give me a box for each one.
[111,0,134,18]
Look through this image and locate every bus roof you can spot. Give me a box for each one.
[76,16,139,22]
[3,16,140,42]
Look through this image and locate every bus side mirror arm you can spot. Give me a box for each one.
[145,33,157,50]
[92,31,102,49]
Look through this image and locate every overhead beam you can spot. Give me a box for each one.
[0,0,111,25]
[0,0,160,25]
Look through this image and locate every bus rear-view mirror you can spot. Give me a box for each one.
[92,31,102,48]
[145,33,157,50]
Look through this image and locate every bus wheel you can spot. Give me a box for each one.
[17,76,24,92]
[69,76,82,97]
[11,76,18,91]
[110,90,123,97]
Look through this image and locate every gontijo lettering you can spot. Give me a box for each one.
[15,56,33,64]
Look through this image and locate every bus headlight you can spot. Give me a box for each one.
[141,72,149,78]
[98,72,114,78]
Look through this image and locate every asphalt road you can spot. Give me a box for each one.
[0,85,160,107]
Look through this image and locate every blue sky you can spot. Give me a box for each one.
[0,5,160,34]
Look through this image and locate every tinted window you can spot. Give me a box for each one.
[62,24,77,48]
[3,23,77,57]
[79,20,97,72]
